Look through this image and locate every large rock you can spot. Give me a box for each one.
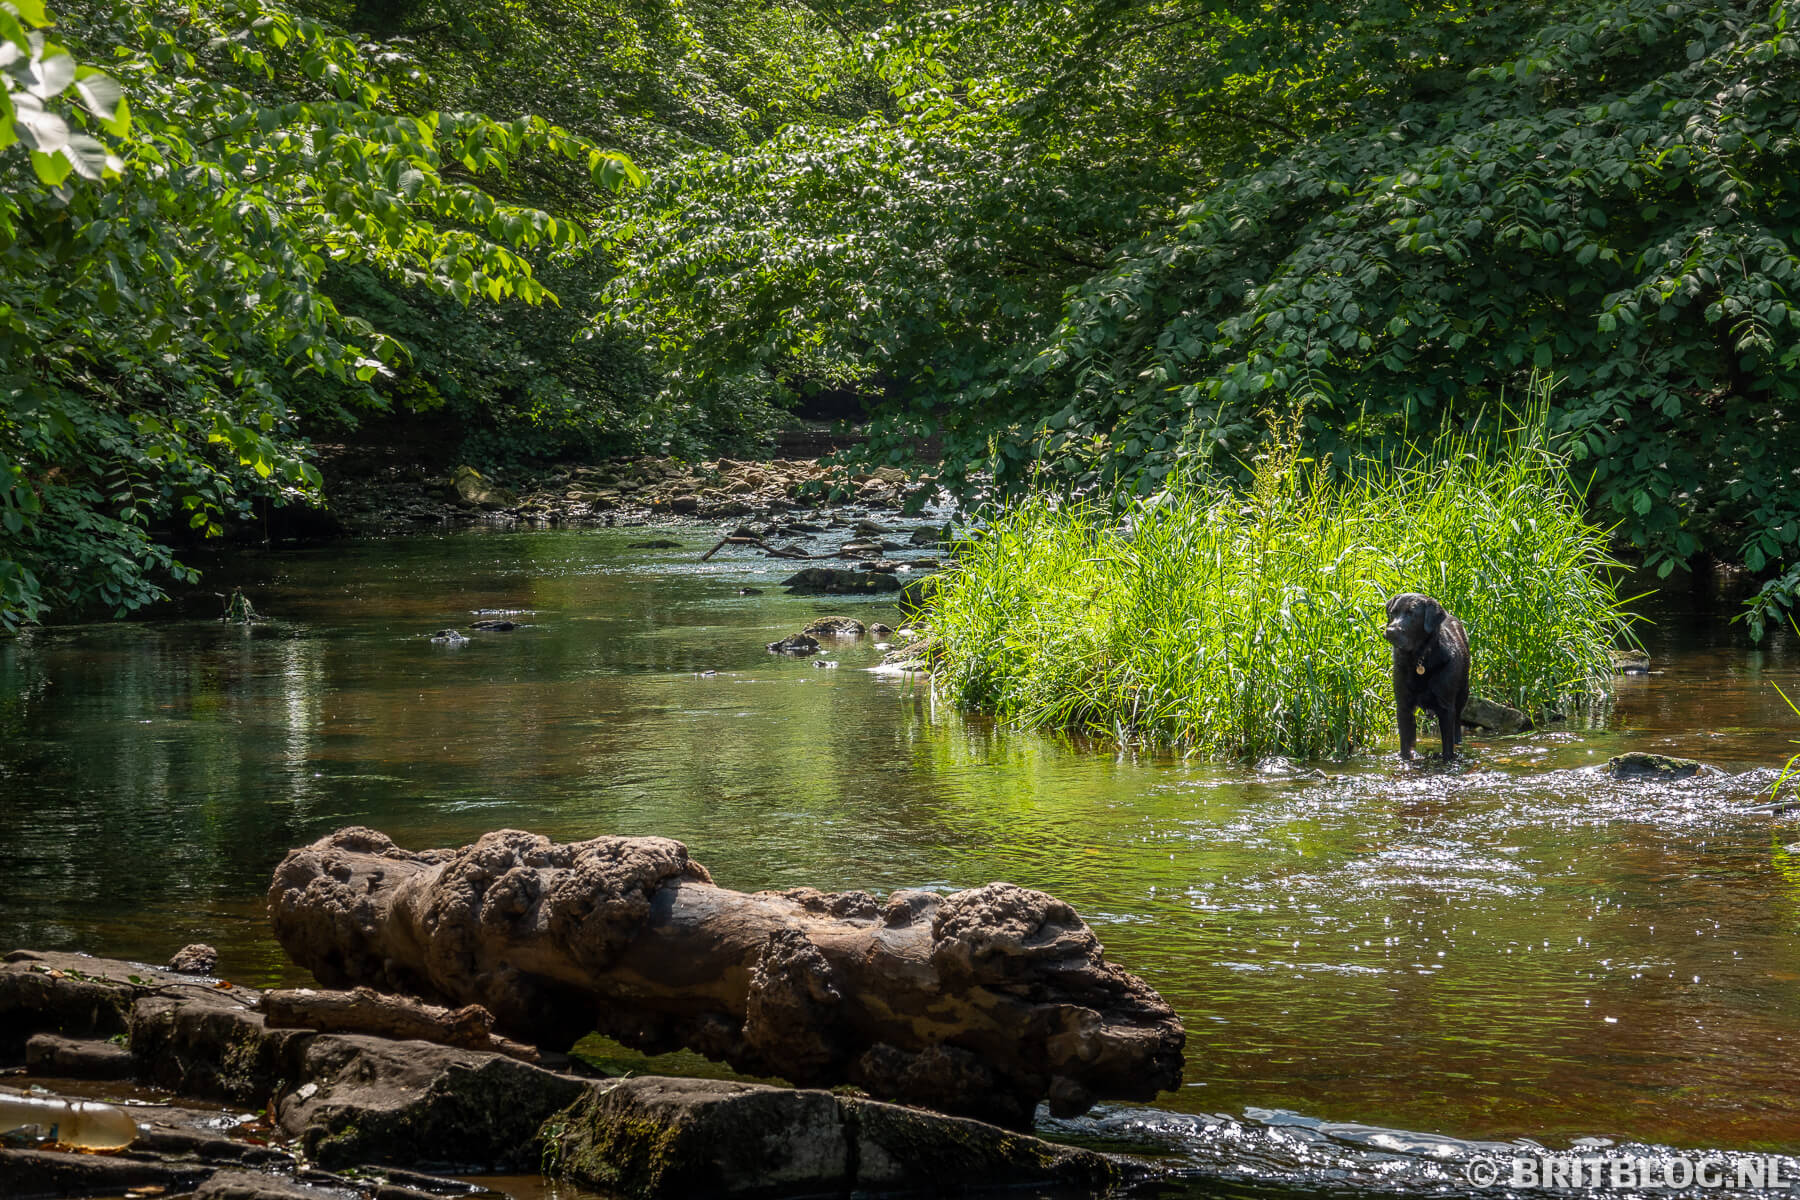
[0,951,134,1061]
[24,1033,133,1079]
[0,1148,210,1199]
[1460,696,1532,735]
[541,1076,1120,1200]
[1606,752,1703,779]
[274,1034,589,1170]
[801,615,865,637]
[781,568,902,594]
[4,950,1139,1196]
[269,828,1184,1127]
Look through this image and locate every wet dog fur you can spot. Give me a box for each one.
[1384,593,1470,761]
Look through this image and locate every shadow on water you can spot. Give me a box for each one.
[3,532,1798,1192]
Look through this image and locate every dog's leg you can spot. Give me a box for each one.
[1397,702,1417,760]
[1436,705,1457,760]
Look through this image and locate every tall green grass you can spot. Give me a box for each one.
[922,403,1637,759]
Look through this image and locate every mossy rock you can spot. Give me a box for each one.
[539,1076,1119,1199]
[1606,752,1703,780]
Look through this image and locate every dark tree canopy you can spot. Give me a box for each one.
[4,0,1799,631]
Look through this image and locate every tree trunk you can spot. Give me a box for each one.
[268,827,1184,1128]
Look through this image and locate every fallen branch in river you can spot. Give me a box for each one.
[268,827,1184,1128]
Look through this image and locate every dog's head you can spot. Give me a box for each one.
[1385,592,1446,652]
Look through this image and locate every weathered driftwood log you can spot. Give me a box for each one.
[260,986,540,1062]
[268,827,1184,1127]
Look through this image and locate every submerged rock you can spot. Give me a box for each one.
[767,633,821,655]
[1460,696,1532,735]
[781,568,902,595]
[429,629,467,645]
[469,619,517,632]
[1606,752,1703,780]
[801,615,865,637]
[1609,648,1652,675]
[626,538,682,549]
[542,1076,1120,1200]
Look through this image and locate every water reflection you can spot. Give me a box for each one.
[2,533,1798,1158]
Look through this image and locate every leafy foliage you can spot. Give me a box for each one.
[608,0,1800,627]
[0,0,637,630]
[922,401,1635,757]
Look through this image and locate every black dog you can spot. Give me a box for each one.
[1384,593,1470,761]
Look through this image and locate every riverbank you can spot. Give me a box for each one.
[0,950,1124,1200]
[319,455,932,534]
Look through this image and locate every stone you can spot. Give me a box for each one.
[450,467,514,512]
[24,1033,134,1080]
[766,633,820,655]
[909,526,945,546]
[0,950,136,1062]
[468,620,516,632]
[191,1169,329,1200]
[898,574,940,610]
[626,539,682,549]
[166,944,219,975]
[0,1148,210,1198]
[540,1077,1120,1200]
[129,993,308,1105]
[780,568,902,595]
[801,616,865,637]
[428,630,466,645]
[1460,696,1532,735]
[1606,752,1703,780]
[868,622,894,635]
[273,1034,588,1170]
[1609,648,1652,675]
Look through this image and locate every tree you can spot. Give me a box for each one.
[607,0,1800,626]
[0,0,639,630]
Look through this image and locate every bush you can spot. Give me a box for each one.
[922,398,1637,759]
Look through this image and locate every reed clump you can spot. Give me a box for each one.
[922,408,1636,759]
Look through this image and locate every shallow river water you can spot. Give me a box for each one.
[3,528,1798,1193]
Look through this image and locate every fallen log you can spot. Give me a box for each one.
[259,986,540,1062]
[268,827,1184,1128]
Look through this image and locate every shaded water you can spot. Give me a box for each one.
[3,529,1799,1183]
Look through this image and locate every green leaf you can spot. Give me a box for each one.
[29,147,71,185]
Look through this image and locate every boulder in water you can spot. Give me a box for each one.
[1606,752,1703,779]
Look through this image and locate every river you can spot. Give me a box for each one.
[3,527,1797,1193]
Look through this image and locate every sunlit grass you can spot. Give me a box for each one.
[921,399,1637,759]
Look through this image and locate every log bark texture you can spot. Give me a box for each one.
[267,827,1184,1127]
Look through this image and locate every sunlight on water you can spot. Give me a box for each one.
[3,528,1799,1191]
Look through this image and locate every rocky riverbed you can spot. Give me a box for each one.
[1,950,1130,1200]
[325,455,936,533]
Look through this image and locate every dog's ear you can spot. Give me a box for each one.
[1386,595,1403,619]
[1422,600,1445,636]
